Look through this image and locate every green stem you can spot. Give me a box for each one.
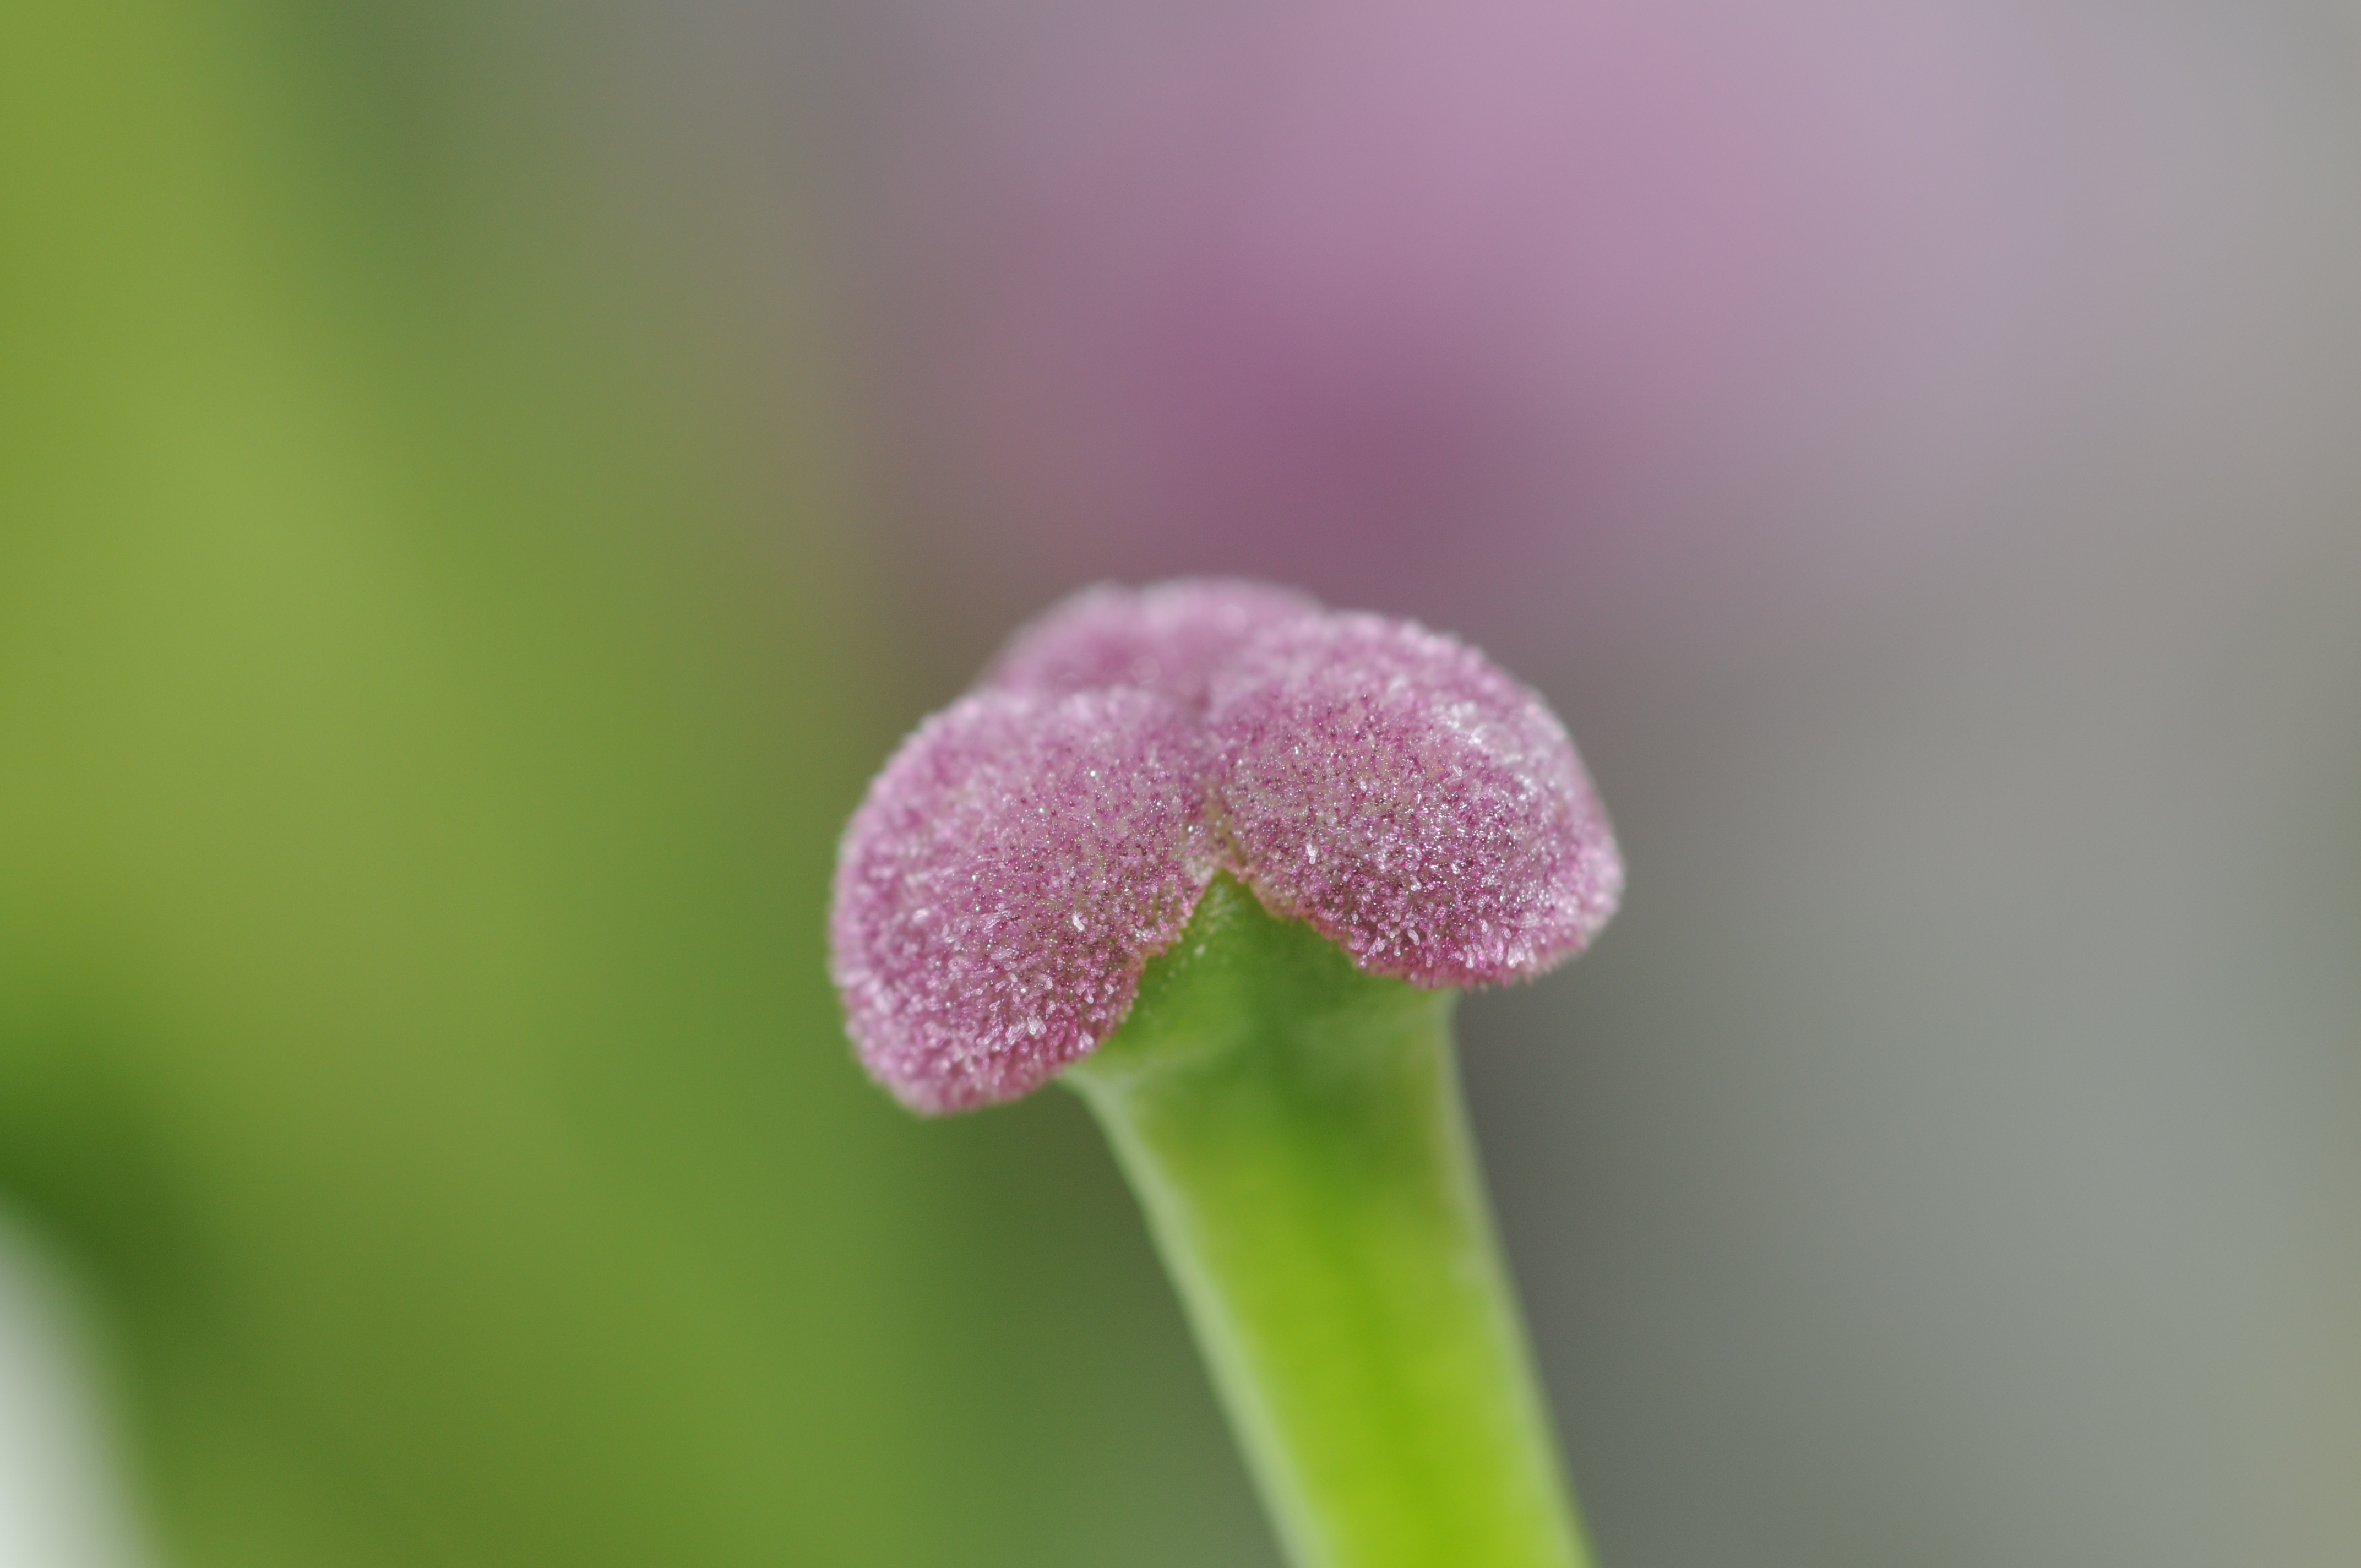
[1064,876,1593,1568]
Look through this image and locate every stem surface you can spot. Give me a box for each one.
[1065,875,1592,1568]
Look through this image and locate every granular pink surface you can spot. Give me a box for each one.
[981,577,1321,709]
[1206,614,1620,987]
[829,688,1216,1114]
[833,582,1622,1111]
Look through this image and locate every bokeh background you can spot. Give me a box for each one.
[3,2,2357,1566]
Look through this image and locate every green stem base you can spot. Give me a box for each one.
[1065,875,1593,1568]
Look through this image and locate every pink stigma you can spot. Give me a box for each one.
[1208,613,1620,988]
[982,577,1323,710]
[832,582,1622,1112]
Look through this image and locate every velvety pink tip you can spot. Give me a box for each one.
[832,580,1622,1111]
[1207,614,1622,988]
[829,688,1215,1113]
[982,578,1324,710]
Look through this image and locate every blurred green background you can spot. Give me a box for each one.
[0,2,1272,1564]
